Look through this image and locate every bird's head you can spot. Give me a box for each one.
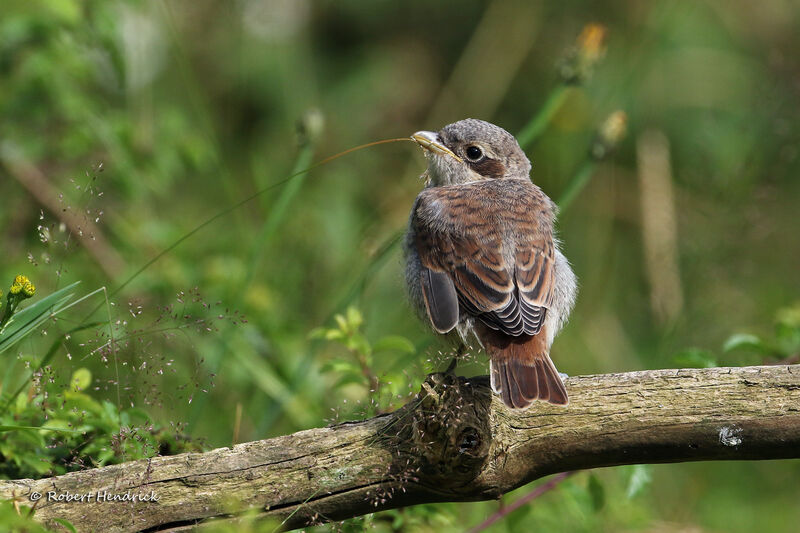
[412,118,531,186]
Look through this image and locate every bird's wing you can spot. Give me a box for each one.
[412,184,554,336]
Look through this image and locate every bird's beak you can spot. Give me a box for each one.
[411,131,463,162]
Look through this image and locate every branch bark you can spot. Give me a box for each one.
[1,365,798,531]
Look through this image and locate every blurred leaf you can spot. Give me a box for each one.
[0,424,79,433]
[390,509,404,529]
[776,303,800,329]
[344,332,371,357]
[505,498,533,532]
[320,359,361,376]
[51,518,78,533]
[70,367,92,392]
[672,348,718,368]
[380,372,408,397]
[40,0,81,24]
[334,373,368,389]
[324,329,344,341]
[0,500,50,532]
[308,327,326,339]
[373,335,416,355]
[722,333,767,354]
[626,464,652,499]
[345,306,363,329]
[774,306,800,355]
[588,473,605,511]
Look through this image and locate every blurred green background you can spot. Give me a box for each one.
[1,0,799,531]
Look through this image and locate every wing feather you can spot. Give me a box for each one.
[412,180,556,337]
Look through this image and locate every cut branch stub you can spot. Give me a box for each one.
[402,373,492,489]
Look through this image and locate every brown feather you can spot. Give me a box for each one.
[412,179,555,337]
[480,324,568,408]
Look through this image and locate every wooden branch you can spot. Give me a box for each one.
[1,365,798,531]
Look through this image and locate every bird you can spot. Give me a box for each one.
[404,118,577,408]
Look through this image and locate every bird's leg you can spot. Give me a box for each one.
[443,344,466,374]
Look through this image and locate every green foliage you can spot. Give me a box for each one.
[187,509,280,533]
[0,500,54,533]
[674,303,800,368]
[0,368,199,480]
[625,464,653,499]
[723,303,800,361]
[329,505,458,533]
[672,347,718,368]
[0,280,80,355]
[0,272,202,482]
[587,473,605,512]
[313,306,416,412]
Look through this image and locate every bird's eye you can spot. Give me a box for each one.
[465,145,483,161]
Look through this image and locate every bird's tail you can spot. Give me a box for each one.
[484,328,568,408]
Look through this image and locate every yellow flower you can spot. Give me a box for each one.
[22,280,36,297]
[559,23,609,85]
[592,111,628,160]
[9,275,35,298]
[600,111,628,148]
[577,23,607,65]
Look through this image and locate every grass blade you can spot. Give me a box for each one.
[0,281,81,354]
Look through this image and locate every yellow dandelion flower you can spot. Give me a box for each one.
[559,23,609,85]
[592,110,628,160]
[577,23,608,65]
[600,111,628,148]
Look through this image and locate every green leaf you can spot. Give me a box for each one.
[587,473,605,511]
[0,424,81,433]
[40,0,81,24]
[51,518,78,533]
[775,319,800,355]
[776,304,800,329]
[345,306,363,329]
[70,368,92,391]
[324,329,344,341]
[373,335,416,355]
[723,333,767,354]
[320,359,362,375]
[390,509,404,529]
[505,496,533,530]
[626,464,652,499]
[308,327,327,339]
[672,348,718,368]
[345,333,371,356]
[0,281,81,354]
[334,373,368,389]
[0,320,105,415]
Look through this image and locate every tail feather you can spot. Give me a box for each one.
[483,325,568,408]
[490,356,568,408]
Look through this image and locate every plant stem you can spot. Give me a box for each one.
[466,471,577,533]
[557,159,596,212]
[243,140,316,295]
[516,85,569,150]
